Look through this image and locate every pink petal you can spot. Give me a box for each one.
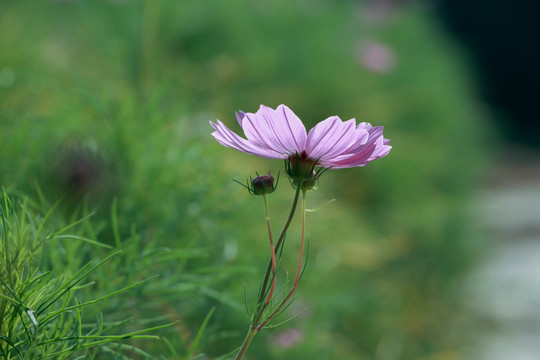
[242,105,307,155]
[324,142,377,168]
[345,125,384,154]
[306,117,365,160]
[356,122,373,131]
[277,104,308,152]
[368,140,392,161]
[235,110,246,126]
[209,105,391,169]
[331,126,370,158]
[210,120,285,159]
[328,132,391,167]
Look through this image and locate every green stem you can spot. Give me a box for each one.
[257,189,307,330]
[235,326,257,360]
[255,186,302,317]
[253,195,278,326]
[262,195,277,303]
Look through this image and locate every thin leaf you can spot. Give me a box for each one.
[162,336,179,360]
[53,212,95,236]
[36,250,121,315]
[52,235,113,249]
[41,275,159,324]
[185,307,215,359]
[111,198,121,248]
[305,198,336,212]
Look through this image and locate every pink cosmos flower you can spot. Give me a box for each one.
[210,104,390,177]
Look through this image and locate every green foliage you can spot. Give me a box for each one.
[0,192,166,359]
[0,0,488,359]
[0,188,231,359]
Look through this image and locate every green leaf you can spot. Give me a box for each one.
[185,307,215,359]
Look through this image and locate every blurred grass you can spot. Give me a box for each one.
[0,0,488,359]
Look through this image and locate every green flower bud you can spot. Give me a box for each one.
[233,172,279,196]
[292,171,318,191]
[251,173,276,195]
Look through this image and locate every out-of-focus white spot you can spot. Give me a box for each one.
[223,240,238,261]
[26,309,38,327]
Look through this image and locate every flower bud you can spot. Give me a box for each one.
[251,173,276,195]
[292,171,318,191]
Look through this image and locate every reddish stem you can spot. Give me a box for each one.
[253,195,278,325]
[257,190,307,331]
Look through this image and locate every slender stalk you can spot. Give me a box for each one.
[253,195,279,326]
[262,195,277,305]
[235,326,257,360]
[256,186,302,308]
[257,189,307,331]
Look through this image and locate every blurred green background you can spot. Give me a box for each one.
[0,0,495,359]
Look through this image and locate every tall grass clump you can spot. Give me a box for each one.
[0,191,174,359]
[0,189,228,359]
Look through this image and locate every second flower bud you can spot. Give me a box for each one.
[251,173,277,195]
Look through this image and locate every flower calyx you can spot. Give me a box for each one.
[286,152,330,191]
[285,151,318,182]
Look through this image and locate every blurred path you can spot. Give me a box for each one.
[466,147,540,360]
